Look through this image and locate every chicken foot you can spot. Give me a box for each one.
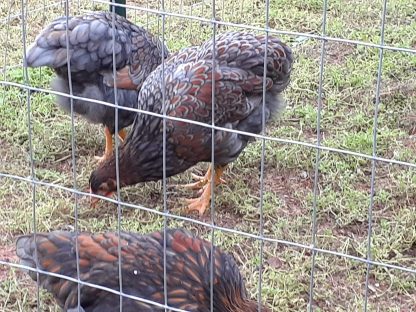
[183,164,226,192]
[184,165,226,216]
[94,127,127,163]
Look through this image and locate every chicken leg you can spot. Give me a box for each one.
[117,128,127,142]
[94,126,113,163]
[94,127,127,163]
[185,165,226,216]
[183,165,226,191]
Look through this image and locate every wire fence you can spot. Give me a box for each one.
[0,0,415,311]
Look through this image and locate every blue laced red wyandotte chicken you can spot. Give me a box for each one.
[89,31,293,215]
[25,11,169,163]
[16,228,270,312]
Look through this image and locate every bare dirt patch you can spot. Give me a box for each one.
[326,42,357,65]
[264,166,313,217]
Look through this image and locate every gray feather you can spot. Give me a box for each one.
[15,235,38,280]
[25,11,169,134]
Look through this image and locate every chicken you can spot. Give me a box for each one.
[25,11,168,162]
[89,31,293,215]
[16,228,270,312]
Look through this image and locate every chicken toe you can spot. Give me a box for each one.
[185,183,212,216]
[184,165,226,215]
[183,165,226,191]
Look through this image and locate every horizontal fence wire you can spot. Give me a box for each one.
[1,80,415,169]
[0,0,415,311]
[1,213,416,276]
[0,0,69,24]
[93,0,416,54]
[0,260,190,312]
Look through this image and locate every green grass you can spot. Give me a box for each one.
[1,0,415,311]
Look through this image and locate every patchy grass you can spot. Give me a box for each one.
[1,0,415,311]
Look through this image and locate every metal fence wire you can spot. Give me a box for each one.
[0,0,415,311]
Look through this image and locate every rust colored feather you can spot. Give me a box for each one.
[16,229,271,311]
[89,31,293,204]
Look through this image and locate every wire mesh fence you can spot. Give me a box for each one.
[0,0,415,311]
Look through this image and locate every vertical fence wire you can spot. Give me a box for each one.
[145,0,149,29]
[39,0,46,81]
[209,1,217,311]
[257,0,272,309]
[160,0,169,310]
[20,1,40,311]
[63,0,82,310]
[1,0,416,311]
[308,0,329,309]
[2,0,12,102]
[363,0,389,310]
[108,2,124,311]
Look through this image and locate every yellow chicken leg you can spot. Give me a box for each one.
[185,165,226,216]
[118,128,127,142]
[183,164,226,191]
[94,126,113,163]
